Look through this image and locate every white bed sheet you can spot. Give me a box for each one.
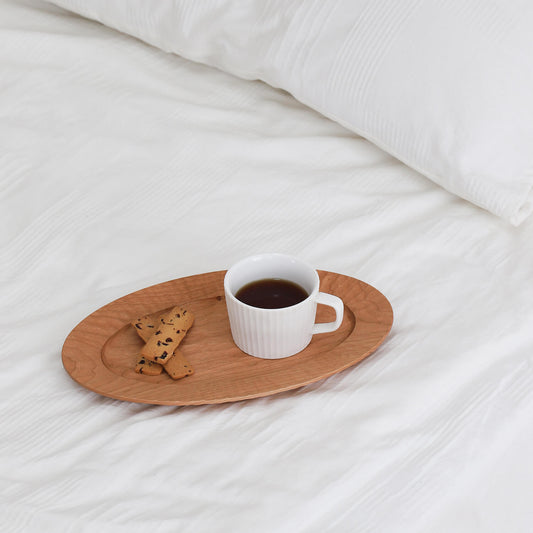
[1,1,533,532]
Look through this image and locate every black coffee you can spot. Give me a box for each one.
[235,278,309,309]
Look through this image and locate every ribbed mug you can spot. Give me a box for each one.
[224,253,344,359]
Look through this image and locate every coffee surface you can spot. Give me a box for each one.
[235,278,309,309]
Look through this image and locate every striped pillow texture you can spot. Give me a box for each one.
[49,0,533,224]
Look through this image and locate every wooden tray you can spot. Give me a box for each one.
[62,270,393,405]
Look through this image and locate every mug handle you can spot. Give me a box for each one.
[312,292,344,334]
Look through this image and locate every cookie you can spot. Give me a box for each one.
[131,314,158,343]
[140,306,194,364]
[132,314,164,374]
[163,349,194,380]
[135,356,163,376]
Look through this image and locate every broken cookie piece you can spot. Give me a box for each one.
[131,314,158,343]
[163,349,195,380]
[134,356,163,376]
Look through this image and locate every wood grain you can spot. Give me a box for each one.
[62,270,393,405]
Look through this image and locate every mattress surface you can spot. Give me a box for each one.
[1,1,532,532]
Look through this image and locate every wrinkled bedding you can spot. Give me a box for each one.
[1,1,532,532]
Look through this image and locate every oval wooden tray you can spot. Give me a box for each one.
[62,270,393,405]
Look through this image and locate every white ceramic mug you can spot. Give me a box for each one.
[224,253,344,359]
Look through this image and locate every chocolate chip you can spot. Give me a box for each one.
[135,323,142,329]
[160,352,168,360]
[165,338,172,342]
[147,325,154,328]
[157,341,161,346]
[155,331,161,335]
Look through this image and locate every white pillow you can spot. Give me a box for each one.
[49,0,533,225]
